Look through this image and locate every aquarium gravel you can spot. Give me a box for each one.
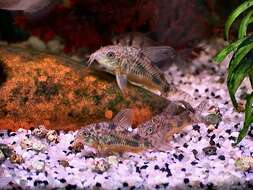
[1,46,253,190]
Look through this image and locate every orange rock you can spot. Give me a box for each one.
[104,110,113,119]
[0,45,168,131]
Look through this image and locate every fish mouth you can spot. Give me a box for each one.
[87,52,108,71]
[87,55,105,70]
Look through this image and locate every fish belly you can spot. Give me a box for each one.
[98,144,145,154]
[128,74,162,95]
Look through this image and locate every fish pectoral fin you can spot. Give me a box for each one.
[116,72,128,96]
[112,109,134,133]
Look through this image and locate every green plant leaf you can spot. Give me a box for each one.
[225,0,253,41]
[249,70,253,87]
[236,92,253,144]
[228,36,253,76]
[227,53,253,109]
[238,10,253,39]
[214,38,245,63]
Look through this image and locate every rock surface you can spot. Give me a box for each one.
[0,45,168,131]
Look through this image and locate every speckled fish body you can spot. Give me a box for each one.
[136,103,197,149]
[74,101,206,154]
[75,123,153,154]
[74,109,152,154]
[88,45,176,96]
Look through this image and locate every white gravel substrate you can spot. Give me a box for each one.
[1,46,253,190]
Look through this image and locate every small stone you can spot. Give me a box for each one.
[91,158,111,174]
[71,141,84,152]
[32,160,45,172]
[191,161,198,166]
[31,141,45,152]
[192,125,200,131]
[202,146,217,156]
[184,178,190,184]
[183,143,188,148]
[9,153,24,164]
[207,124,216,131]
[140,165,148,169]
[107,155,118,165]
[218,155,225,160]
[32,125,48,138]
[105,110,113,119]
[202,105,222,125]
[46,130,58,143]
[204,113,222,125]
[235,157,253,171]
[58,160,70,168]
[20,137,32,149]
[59,178,66,183]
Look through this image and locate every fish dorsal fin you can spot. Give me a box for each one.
[142,46,176,64]
[112,109,133,132]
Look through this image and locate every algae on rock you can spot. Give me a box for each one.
[0,45,168,130]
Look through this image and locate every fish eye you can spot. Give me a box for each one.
[146,127,154,135]
[106,51,115,59]
[82,130,90,137]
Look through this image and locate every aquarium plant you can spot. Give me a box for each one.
[215,0,253,144]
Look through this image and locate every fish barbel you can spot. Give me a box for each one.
[74,100,211,155]
[88,45,192,102]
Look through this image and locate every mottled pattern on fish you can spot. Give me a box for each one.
[76,124,153,155]
[88,45,176,96]
[136,102,197,149]
[74,101,206,154]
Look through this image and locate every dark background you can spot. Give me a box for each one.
[0,0,245,57]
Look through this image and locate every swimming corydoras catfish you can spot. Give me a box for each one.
[88,45,190,102]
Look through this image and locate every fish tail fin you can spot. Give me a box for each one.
[189,100,210,123]
[194,100,209,115]
[165,86,193,103]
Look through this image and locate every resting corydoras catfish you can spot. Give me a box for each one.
[74,101,208,155]
[88,45,189,101]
